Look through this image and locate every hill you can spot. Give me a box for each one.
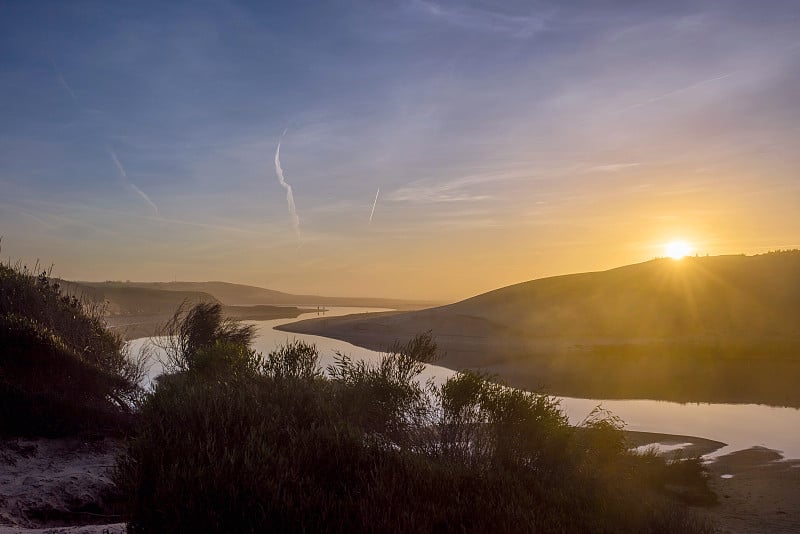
[57,280,434,340]
[279,251,800,406]
[61,281,219,316]
[89,280,438,310]
[60,282,321,340]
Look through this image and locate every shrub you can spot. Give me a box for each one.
[262,339,321,381]
[0,256,144,436]
[156,301,256,374]
[116,328,715,533]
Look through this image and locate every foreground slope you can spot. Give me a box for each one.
[280,252,800,406]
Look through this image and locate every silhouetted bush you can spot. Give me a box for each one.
[0,256,144,436]
[156,301,256,373]
[115,313,714,533]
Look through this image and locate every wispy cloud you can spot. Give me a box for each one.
[48,56,76,101]
[57,74,76,101]
[388,166,538,204]
[109,150,160,216]
[624,73,734,111]
[413,0,548,37]
[274,132,301,239]
[389,185,490,203]
[369,188,380,224]
[587,163,641,173]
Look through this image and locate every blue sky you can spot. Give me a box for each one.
[1,0,799,299]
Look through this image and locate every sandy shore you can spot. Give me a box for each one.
[700,447,800,534]
[623,432,800,533]
[625,431,727,458]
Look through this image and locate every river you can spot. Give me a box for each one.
[128,306,800,459]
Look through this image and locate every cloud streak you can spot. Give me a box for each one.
[587,163,641,173]
[57,74,76,101]
[274,132,301,238]
[413,0,548,37]
[625,73,734,111]
[48,56,76,101]
[109,150,160,216]
[369,188,380,224]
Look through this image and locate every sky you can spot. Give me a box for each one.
[1,0,799,301]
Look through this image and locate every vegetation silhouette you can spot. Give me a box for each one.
[0,251,144,436]
[115,303,714,533]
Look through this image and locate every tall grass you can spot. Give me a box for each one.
[115,305,715,533]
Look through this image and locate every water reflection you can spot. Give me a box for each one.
[129,307,800,459]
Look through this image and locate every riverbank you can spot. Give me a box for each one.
[701,447,800,534]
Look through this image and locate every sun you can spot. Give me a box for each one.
[665,240,693,260]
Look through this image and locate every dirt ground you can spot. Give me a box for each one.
[0,438,124,534]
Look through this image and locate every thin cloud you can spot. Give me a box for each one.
[57,75,76,101]
[48,55,76,101]
[109,150,160,216]
[413,0,548,37]
[388,167,538,204]
[587,163,641,173]
[274,133,301,239]
[389,185,490,203]
[369,188,380,224]
[624,73,733,111]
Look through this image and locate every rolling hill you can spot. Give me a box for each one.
[60,281,219,317]
[279,251,800,406]
[58,280,436,340]
[82,281,437,310]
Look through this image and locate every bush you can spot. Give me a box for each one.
[156,301,256,374]
[0,256,144,436]
[115,321,715,533]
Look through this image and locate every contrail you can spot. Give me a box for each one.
[274,132,300,238]
[625,72,733,111]
[48,55,76,101]
[57,75,76,101]
[369,187,380,224]
[49,56,160,217]
[109,150,160,216]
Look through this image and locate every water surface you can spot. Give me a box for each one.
[130,307,800,459]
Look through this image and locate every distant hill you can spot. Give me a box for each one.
[86,281,437,310]
[279,251,800,406]
[57,280,435,340]
[60,281,219,317]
